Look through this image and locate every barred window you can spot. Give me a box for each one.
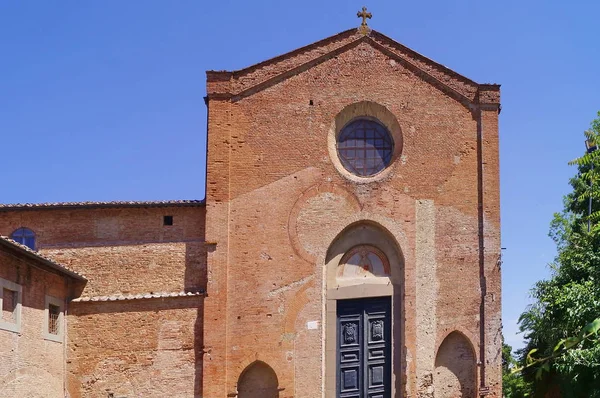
[48,304,60,335]
[44,296,63,342]
[337,119,394,177]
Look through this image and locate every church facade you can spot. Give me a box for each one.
[0,21,501,398]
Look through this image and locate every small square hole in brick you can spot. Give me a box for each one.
[163,216,173,226]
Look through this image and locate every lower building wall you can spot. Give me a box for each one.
[67,298,204,398]
[0,320,66,398]
[0,251,70,398]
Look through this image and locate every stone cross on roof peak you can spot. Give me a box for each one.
[357,6,372,33]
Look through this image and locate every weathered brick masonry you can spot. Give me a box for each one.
[0,237,85,397]
[0,25,500,398]
[203,27,501,397]
[0,203,207,397]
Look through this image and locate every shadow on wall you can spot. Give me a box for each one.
[185,241,208,293]
[187,241,209,397]
[194,304,204,397]
[237,361,279,398]
[434,331,477,398]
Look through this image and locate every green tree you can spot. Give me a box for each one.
[503,341,532,397]
[517,112,600,397]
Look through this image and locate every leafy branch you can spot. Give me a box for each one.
[513,112,600,396]
[513,317,600,380]
[569,115,600,228]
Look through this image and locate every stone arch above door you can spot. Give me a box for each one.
[237,360,279,398]
[434,331,477,398]
[324,220,405,397]
[325,220,404,290]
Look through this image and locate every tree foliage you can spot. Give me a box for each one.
[503,342,532,397]
[516,112,600,397]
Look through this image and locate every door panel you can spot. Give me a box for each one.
[337,297,391,398]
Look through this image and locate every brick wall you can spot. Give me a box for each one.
[67,298,203,398]
[204,29,501,397]
[0,206,208,397]
[0,207,206,297]
[0,27,501,398]
[0,249,72,397]
[0,206,204,247]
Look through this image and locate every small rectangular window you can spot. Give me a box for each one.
[163,215,173,226]
[2,288,17,323]
[0,278,22,333]
[44,295,63,342]
[48,304,60,335]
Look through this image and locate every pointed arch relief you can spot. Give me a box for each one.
[236,361,279,398]
[434,331,477,398]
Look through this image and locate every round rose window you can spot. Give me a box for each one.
[336,118,394,177]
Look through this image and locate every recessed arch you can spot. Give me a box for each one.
[434,331,477,398]
[324,219,405,397]
[237,360,279,398]
[326,220,404,288]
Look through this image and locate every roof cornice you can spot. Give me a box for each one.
[205,28,500,111]
[0,200,205,212]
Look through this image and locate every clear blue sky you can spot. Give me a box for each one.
[1,1,599,349]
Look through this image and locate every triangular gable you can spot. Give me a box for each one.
[206,28,499,109]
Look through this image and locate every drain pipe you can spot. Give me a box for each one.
[475,105,488,396]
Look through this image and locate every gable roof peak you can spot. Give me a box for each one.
[206,28,499,109]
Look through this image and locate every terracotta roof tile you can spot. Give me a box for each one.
[0,200,205,211]
[72,290,205,302]
[0,236,87,281]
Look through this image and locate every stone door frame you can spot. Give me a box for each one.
[325,284,395,397]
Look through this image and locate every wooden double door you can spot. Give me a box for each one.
[336,297,392,398]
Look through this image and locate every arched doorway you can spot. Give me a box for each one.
[324,221,404,398]
[237,361,279,398]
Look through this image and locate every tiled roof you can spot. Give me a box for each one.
[0,236,87,281]
[0,200,205,211]
[72,290,205,302]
